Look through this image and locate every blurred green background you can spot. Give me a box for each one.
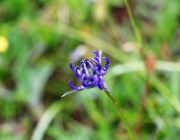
[1,0,180,139]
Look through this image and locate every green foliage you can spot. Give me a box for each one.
[0,0,180,140]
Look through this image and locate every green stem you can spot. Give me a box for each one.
[123,0,142,46]
[104,91,136,140]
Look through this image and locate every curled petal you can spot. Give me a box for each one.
[92,50,102,62]
[80,59,88,65]
[83,63,90,77]
[74,66,82,79]
[101,69,107,76]
[69,62,81,79]
[94,57,100,63]
[91,58,101,70]
[94,75,103,90]
[86,59,95,69]
[68,79,85,90]
[69,62,75,70]
[103,57,109,68]
[81,75,87,87]
[101,57,109,76]
[92,50,99,57]
[79,67,83,76]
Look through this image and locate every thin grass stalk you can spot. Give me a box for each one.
[123,0,142,46]
[104,91,136,140]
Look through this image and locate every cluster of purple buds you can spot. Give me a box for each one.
[61,50,110,97]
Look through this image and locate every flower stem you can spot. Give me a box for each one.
[104,91,136,140]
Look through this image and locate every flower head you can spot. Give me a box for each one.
[61,50,110,97]
[70,50,110,89]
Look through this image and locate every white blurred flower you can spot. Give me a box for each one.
[69,45,88,62]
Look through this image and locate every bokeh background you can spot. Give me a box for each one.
[1,0,180,139]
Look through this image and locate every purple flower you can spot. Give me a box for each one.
[70,50,110,90]
[61,50,110,97]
